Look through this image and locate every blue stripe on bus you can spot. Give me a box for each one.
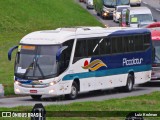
[62,65,151,81]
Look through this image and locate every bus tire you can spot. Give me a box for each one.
[31,95,42,100]
[66,81,78,100]
[124,74,134,92]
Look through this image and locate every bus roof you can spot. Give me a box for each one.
[20,27,150,45]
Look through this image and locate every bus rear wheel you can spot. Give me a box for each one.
[31,95,42,100]
[124,74,134,92]
[66,81,78,100]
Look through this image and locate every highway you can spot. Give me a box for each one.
[0,0,160,108]
[78,0,160,27]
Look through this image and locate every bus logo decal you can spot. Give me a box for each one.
[123,58,143,66]
[82,59,107,71]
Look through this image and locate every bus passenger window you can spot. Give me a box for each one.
[116,37,123,53]
[74,40,87,58]
[105,38,111,54]
[128,36,135,52]
[99,38,106,55]
[73,39,87,63]
[111,37,117,53]
[87,39,99,56]
[135,35,143,51]
[59,40,74,74]
[144,34,151,50]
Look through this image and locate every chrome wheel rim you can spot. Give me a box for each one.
[71,86,77,97]
[128,79,132,90]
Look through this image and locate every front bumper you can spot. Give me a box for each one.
[14,83,58,95]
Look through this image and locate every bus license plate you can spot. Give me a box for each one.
[30,90,37,93]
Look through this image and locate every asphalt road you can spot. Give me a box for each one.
[142,2,160,21]
[0,82,160,108]
[0,1,160,108]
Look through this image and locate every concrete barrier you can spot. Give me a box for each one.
[0,84,4,97]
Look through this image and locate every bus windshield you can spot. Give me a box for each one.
[15,45,60,80]
[104,0,129,7]
[130,14,153,23]
[153,41,160,63]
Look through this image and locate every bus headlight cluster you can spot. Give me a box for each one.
[15,81,21,85]
[49,81,57,86]
[49,89,54,93]
[49,77,61,86]
[15,88,21,93]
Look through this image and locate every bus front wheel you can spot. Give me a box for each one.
[66,81,78,100]
[31,95,42,100]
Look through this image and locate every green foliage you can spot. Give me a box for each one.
[1,92,160,120]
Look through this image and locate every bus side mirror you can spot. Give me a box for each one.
[8,46,18,61]
[56,46,68,61]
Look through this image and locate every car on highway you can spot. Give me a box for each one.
[94,0,130,19]
[119,9,127,27]
[125,7,154,27]
[146,22,160,28]
[113,5,130,22]
[138,21,155,28]
[130,0,142,6]
[86,0,94,9]
[150,27,160,80]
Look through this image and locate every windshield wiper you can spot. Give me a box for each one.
[22,59,44,79]
[33,62,45,79]
[22,61,34,79]
[33,55,45,79]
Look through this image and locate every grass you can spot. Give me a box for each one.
[1,91,160,120]
[0,0,102,95]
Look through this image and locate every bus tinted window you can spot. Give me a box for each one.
[135,35,143,51]
[87,38,99,56]
[105,37,111,54]
[117,37,124,53]
[144,34,151,50]
[74,39,87,58]
[60,40,74,73]
[128,36,135,52]
[63,40,74,60]
[99,38,106,55]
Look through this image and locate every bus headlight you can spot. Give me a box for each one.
[49,81,57,86]
[15,88,21,93]
[15,81,21,85]
[49,78,61,86]
[49,89,54,93]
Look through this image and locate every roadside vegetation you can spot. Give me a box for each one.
[1,91,160,120]
[0,0,102,95]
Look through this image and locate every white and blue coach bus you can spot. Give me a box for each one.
[8,27,152,100]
